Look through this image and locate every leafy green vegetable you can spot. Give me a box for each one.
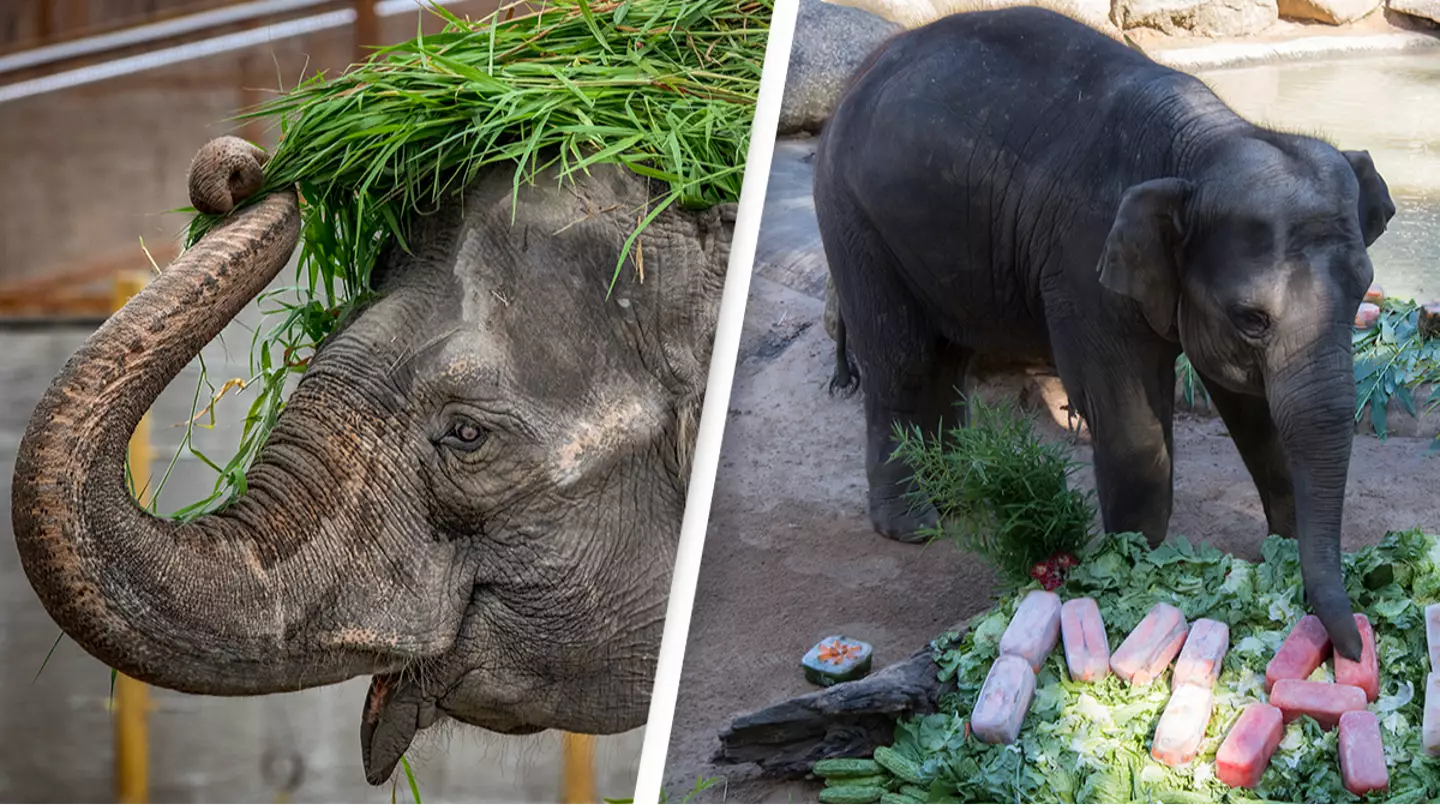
[843,530,1440,803]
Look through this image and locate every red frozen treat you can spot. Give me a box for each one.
[1060,597,1110,682]
[1151,683,1214,766]
[1334,614,1379,703]
[1338,710,1388,796]
[999,589,1062,673]
[971,654,1037,745]
[1111,603,1188,686]
[1172,618,1229,689]
[1427,604,1440,672]
[1216,703,1285,789]
[1265,615,1332,692]
[1355,302,1381,329]
[1270,679,1368,730]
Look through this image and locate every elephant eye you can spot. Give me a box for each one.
[441,418,488,452]
[1231,306,1271,338]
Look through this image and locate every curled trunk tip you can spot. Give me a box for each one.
[189,135,268,215]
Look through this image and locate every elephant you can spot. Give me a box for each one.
[10,136,734,784]
[813,7,1395,659]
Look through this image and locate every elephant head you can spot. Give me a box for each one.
[1098,132,1395,660]
[11,137,733,784]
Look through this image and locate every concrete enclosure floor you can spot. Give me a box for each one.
[659,130,1440,802]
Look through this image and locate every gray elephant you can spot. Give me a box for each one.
[10,137,733,784]
[814,8,1395,658]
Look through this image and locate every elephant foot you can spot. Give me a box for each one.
[869,499,938,544]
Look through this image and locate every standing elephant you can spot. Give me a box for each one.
[814,7,1395,659]
[10,138,733,784]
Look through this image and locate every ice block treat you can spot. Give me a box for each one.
[1270,679,1367,730]
[1338,710,1388,796]
[1333,614,1379,703]
[1427,604,1440,672]
[1060,597,1110,682]
[971,655,1037,745]
[1216,703,1285,788]
[1265,615,1332,692]
[1151,683,1214,766]
[1425,672,1440,758]
[1172,618,1229,689]
[999,589,1062,673]
[1111,602,1188,686]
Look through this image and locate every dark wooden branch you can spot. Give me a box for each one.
[713,618,977,777]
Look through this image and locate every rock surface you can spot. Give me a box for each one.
[1278,0,1380,23]
[779,0,899,135]
[1389,0,1440,23]
[825,0,1118,33]
[1114,0,1279,36]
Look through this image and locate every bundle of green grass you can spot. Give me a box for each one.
[164,0,770,517]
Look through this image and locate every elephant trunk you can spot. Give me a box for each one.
[11,140,401,695]
[1268,337,1363,661]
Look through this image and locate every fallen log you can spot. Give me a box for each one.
[713,617,979,777]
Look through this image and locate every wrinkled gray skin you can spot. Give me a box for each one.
[814,8,1396,660]
[11,137,733,785]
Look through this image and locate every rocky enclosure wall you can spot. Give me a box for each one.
[781,0,1440,134]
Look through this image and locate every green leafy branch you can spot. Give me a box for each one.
[891,398,1095,587]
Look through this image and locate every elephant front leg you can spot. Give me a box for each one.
[1197,373,1297,538]
[1070,348,1177,546]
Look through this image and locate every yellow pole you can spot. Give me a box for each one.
[112,271,152,804]
[560,733,596,804]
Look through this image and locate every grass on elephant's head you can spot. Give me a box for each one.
[151,0,769,521]
[892,398,1095,587]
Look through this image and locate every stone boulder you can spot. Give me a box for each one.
[779,0,899,135]
[1113,0,1279,36]
[1278,0,1380,23]
[825,0,1118,32]
[1389,0,1440,23]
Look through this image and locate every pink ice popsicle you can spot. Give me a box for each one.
[1334,614,1379,703]
[1151,683,1214,767]
[1424,672,1440,758]
[1216,703,1285,789]
[1110,603,1188,686]
[1271,679,1367,730]
[1172,618,1229,689]
[1060,597,1110,682]
[971,654,1037,745]
[999,590,1062,673]
[1265,615,1331,692]
[1427,604,1440,672]
[1338,710,1388,796]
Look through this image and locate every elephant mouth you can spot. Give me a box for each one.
[361,672,436,786]
[359,671,549,786]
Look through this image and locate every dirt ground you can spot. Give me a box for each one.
[658,139,1440,803]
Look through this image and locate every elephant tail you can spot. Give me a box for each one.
[828,314,860,397]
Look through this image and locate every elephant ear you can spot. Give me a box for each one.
[1342,150,1396,248]
[1097,178,1194,341]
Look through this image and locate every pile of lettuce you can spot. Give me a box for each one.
[862,530,1440,803]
